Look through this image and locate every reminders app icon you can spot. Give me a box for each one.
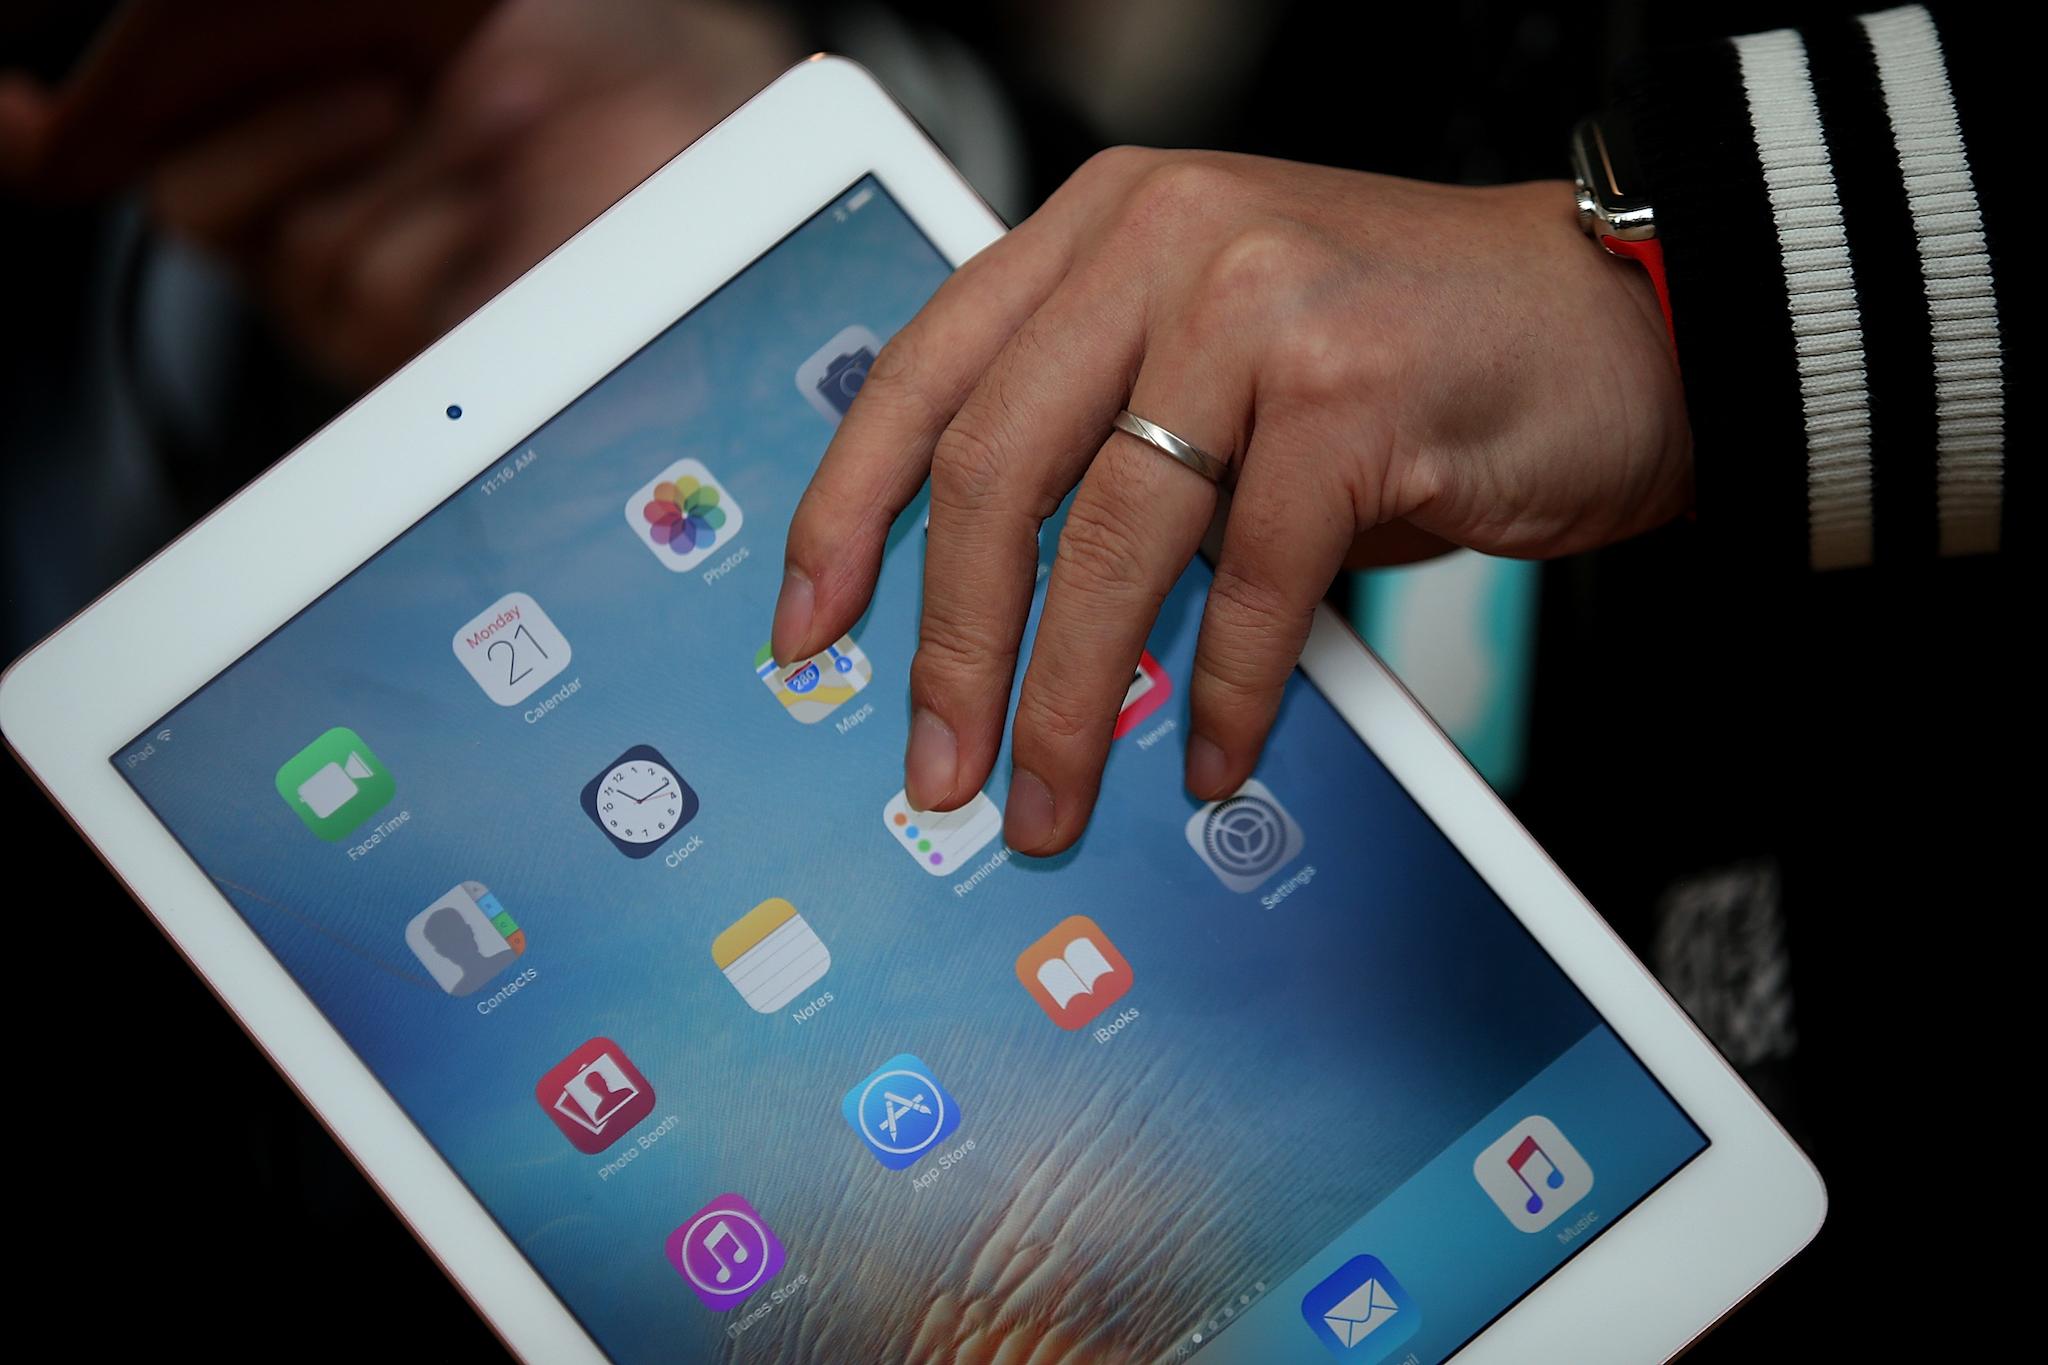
[884,789,1001,876]
[1301,1255,1419,1360]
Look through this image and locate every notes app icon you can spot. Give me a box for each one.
[713,898,830,1014]
[1016,915,1134,1030]
[666,1193,786,1311]
[1472,1115,1594,1232]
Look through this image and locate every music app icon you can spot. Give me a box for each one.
[1472,1115,1594,1233]
[666,1193,786,1310]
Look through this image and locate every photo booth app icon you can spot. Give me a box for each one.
[536,1038,656,1154]
[274,727,395,840]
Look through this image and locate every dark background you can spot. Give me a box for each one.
[2,2,2018,1359]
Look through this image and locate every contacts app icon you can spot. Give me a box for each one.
[406,881,525,997]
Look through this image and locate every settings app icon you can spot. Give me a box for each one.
[1186,778,1306,892]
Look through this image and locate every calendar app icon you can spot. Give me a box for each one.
[452,592,571,706]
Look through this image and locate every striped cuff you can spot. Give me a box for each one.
[1624,4,2007,571]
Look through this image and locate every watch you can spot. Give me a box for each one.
[1570,115,1675,349]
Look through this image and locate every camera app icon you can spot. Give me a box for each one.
[796,324,881,422]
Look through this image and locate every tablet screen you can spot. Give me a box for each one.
[116,176,1705,1363]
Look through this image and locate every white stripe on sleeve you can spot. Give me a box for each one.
[1861,4,2004,556]
[1734,28,1875,571]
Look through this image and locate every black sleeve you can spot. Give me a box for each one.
[1618,3,2017,572]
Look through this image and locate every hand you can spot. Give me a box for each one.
[773,148,1690,855]
[1,0,799,385]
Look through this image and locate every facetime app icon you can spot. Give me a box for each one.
[1016,915,1133,1030]
[274,726,395,841]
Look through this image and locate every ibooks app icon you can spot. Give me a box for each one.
[1015,915,1134,1030]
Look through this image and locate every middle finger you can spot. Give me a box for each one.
[904,269,1147,812]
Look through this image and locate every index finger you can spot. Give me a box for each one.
[773,218,1078,665]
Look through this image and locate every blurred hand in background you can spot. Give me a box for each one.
[1,0,800,385]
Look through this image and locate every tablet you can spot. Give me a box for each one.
[0,57,1823,1363]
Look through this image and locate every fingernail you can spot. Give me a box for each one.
[771,568,814,663]
[1005,769,1056,851]
[904,710,958,810]
[1187,734,1230,798]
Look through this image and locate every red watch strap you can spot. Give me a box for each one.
[1600,235,1676,359]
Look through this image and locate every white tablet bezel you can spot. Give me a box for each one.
[0,56,1821,1362]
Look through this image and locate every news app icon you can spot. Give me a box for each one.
[1113,650,1173,739]
[274,726,395,841]
[1472,1114,1594,1233]
[1185,778,1305,892]
[536,1038,656,1154]
[1015,915,1134,1030]
[666,1192,787,1311]
[842,1053,961,1170]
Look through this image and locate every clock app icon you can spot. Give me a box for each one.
[580,744,700,858]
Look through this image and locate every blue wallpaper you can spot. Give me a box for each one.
[121,180,1700,1363]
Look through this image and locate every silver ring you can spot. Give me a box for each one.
[1112,409,1229,484]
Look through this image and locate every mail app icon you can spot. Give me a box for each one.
[1301,1255,1420,1360]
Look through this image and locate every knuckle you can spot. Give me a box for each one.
[859,330,954,433]
[1016,677,1099,747]
[908,629,987,706]
[1077,144,1156,186]
[1199,225,1308,300]
[929,419,1013,514]
[1116,158,1242,241]
[1265,315,1373,408]
[1054,491,1152,589]
[1204,563,1296,642]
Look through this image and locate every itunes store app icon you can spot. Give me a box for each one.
[666,1193,787,1310]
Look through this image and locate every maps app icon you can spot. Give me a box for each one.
[755,635,872,724]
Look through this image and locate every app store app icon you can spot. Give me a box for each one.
[842,1053,960,1170]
